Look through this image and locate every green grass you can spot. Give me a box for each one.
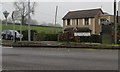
[56,41,120,47]
[94,44,120,47]
[1,24,63,34]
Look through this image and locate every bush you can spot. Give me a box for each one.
[90,34,101,43]
[80,36,91,42]
[18,30,37,41]
[35,32,46,41]
[45,34,58,41]
[79,35,101,43]
[34,32,58,41]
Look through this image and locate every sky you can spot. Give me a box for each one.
[0,0,120,26]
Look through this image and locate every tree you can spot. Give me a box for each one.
[13,0,36,25]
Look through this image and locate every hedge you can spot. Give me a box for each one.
[59,33,102,43]
[18,30,37,41]
[45,34,58,41]
[34,32,58,41]
[90,34,101,43]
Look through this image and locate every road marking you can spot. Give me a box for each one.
[2,46,13,48]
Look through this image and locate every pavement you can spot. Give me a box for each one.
[2,46,13,48]
[33,41,61,44]
[2,47,118,70]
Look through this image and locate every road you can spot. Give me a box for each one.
[2,47,118,70]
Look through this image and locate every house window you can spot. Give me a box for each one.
[100,18,109,23]
[67,19,70,25]
[84,18,89,25]
[99,18,109,25]
[76,19,79,25]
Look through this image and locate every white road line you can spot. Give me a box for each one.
[2,46,13,48]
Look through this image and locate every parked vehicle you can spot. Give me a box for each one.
[1,30,23,40]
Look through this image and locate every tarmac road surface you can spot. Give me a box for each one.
[2,47,118,70]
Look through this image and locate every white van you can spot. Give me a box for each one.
[1,30,23,40]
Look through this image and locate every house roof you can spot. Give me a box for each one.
[100,12,113,16]
[62,8,103,19]
[64,27,91,32]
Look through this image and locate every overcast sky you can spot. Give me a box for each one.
[0,0,120,26]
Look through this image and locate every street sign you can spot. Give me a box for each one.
[3,11,9,19]
[3,11,9,26]
[74,32,91,36]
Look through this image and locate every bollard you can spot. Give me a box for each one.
[14,32,16,42]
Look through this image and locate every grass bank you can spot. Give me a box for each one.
[2,40,120,49]
[55,41,120,47]
[1,24,62,34]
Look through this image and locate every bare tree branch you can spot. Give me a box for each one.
[13,1,36,25]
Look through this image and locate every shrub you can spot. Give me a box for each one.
[18,30,37,41]
[79,35,101,43]
[90,34,101,43]
[34,32,58,41]
[45,34,58,41]
[80,36,91,42]
[35,32,46,41]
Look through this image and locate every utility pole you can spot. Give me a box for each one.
[12,11,16,42]
[28,0,31,41]
[55,6,58,27]
[114,0,117,44]
[54,6,58,34]
[20,18,22,42]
